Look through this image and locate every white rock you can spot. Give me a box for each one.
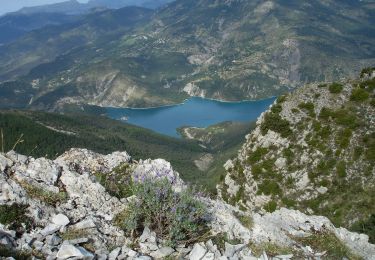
[40,224,61,236]
[32,240,44,250]
[52,214,70,227]
[274,157,287,169]
[73,219,96,230]
[275,254,294,259]
[128,249,138,257]
[202,251,215,260]
[224,160,234,171]
[45,234,62,246]
[189,243,207,260]
[0,154,12,172]
[135,256,152,260]
[56,244,94,259]
[224,243,246,257]
[139,227,152,243]
[25,158,60,185]
[108,247,121,260]
[317,186,328,194]
[6,151,28,164]
[150,247,174,258]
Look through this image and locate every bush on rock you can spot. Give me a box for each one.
[116,178,209,246]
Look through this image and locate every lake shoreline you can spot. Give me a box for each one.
[106,97,276,138]
[102,96,277,111]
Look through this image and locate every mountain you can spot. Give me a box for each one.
[0,6,153,82]
[16,0,89,15]
[15,0,174,15]
[0,0,374,110]
[87,0,175,10]
[0,12,78,45]
[218,68,375,243]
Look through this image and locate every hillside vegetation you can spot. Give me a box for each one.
[0,110,249,191]
[219,68,375,242]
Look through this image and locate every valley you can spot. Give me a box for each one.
[0,109,255,192]
[0,0,374,259]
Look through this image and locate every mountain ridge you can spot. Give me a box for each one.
[218,68,375,243]
[0,0,374,110]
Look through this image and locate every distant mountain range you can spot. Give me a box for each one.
[0,0,173,45]
[0,12,78,45]
[15,0,174,15]
[0,0,374,110]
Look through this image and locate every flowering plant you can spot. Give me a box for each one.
[121,178,209,246]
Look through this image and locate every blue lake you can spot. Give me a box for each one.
[106,97,276,137]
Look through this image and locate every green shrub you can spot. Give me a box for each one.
[282,197,296,208]
[248,147,268,164]
[351,214,375,244]
[233,211,253,229]
[282,148,294,164]
[353,147,363,160]
[271,104,282,114]
[336,161,347,178]
[291,108,299,113]
[329,83,343,94]
[319,107,333,120]
[257,180,281,196]
[251,164,263,180]
[298,102,315,117]
[116,179,209,246]
[360,67,375,78]
[318,126,331,139]
[359,78,375,91]
[261,112,292,138]
[294,231,361,260]
[0,204,34,235]
[350,88,369,102]
[318,84,327,88]
[95,163,133,199]
[276,95,287,103]
[0,245,31,260]
[333,110,358,129]
[20,181,67,206]
[249,242,294,257]
[336,129,352,149]
[264,200,277,213]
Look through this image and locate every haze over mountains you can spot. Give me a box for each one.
[0,0,374,111]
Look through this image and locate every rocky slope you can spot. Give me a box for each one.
[1,148,375,259]
[0,0,374,109]
[219,69,375,244]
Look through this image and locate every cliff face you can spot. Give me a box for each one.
[0,148,374,259]
[219,69,375,243]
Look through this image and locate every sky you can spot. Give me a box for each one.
[0,0,88,15]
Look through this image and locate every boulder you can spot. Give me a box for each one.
[72,219,96,230]
[52,214,70,227]
[108,247,121,260]
[40,224,61,236]
[0,154,12,172]
[224,243,246,257]
[45,234,62,246]
[189,243,207,260]
[56,244,94,259]
[150,247,175,258]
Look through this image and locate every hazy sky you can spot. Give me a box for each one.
[0,0,88,15]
